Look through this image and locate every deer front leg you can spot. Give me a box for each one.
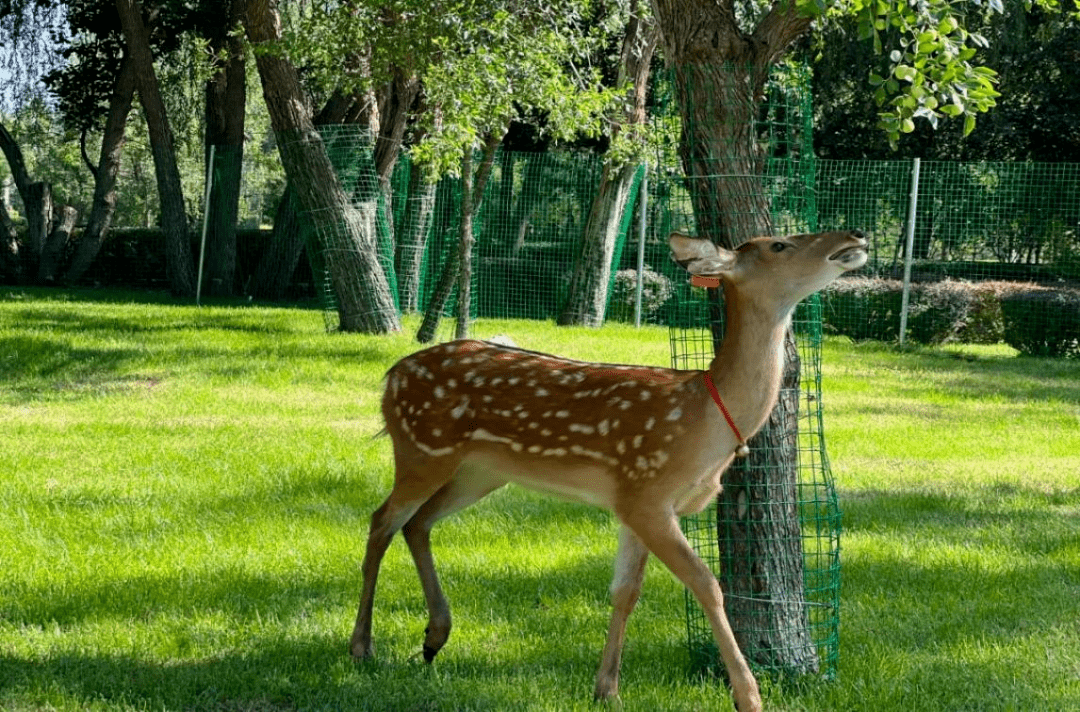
[594,525,650,701]
[621,509,762,712]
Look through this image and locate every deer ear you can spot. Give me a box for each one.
[668,233,737,281]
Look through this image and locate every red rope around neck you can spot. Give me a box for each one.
[702,372,750,458]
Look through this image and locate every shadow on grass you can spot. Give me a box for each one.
[839,483,1080,651]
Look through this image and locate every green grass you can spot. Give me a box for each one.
[1,288,1078,711]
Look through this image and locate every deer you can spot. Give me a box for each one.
[350,229,868,712]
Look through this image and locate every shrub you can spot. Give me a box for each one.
[1000,288,1080,358]
[607,266,673,323]
[820,277,904,342]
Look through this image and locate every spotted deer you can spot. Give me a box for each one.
[350,230,868,712]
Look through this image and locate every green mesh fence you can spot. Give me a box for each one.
[816,160,1080,354]
[656,63,842,681]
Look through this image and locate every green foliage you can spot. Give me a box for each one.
[802,0,1075,149]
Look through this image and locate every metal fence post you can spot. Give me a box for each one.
[899,157,921,346]
[634,164,649,328]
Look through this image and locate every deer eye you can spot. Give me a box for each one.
[770,242,787,253]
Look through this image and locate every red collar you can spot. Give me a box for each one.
[702,372,750,458]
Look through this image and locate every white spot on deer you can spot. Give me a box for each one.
[598,419,611,436]
[451,397,471,419]
[434,386,447,399]
[541,428,552,437]
[639,390,652,401]
[542,447,568,457]
[432,428,442,438]
[650,450,670,468]
[616,440,626,455]
[508,377,521,386]
[470,428,513,445]
[555,410,570,419]
[635,456,649,470]
[666,407,683,421]
[528,445,542,454]
[644,416,656,431]
[415,442,454,457]
[511,442,523,452]
[619,400,633,410]
[569,423,595,435]
[632,434,644,449]
[536,388,550,397]
[447,379,457,389]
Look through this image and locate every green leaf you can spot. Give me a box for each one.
[964,113,977,136]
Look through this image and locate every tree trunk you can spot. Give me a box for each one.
[557,162,640,326]
[653,0,817,675]
[66,53,138,285]
[455,150,476,340]
[247,93,358,300]
[249,185,306,300]
[417,131,502,343]
[395,165,438,312]
[22,182,51,271]
[558,5,657,327]
[0,188,21,280]
[38,204,78,283]
[715,330,817,673]
[244,0,400,333]
[116,0,195,297]
[201,0,247,297]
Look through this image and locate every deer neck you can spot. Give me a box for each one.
[708,288,792,436]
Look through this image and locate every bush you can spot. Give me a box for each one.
[821,277,904,342]
[607,266,673,323]
[1000,288,1080,358]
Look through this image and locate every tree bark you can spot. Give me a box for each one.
[652,0,817,675]
[394,164,438,312]
[116,0,196,297]
[417,131,502,343]
[0,188,18,280]
[559,5,658,327]
[38,204,77,283]
[248,93,359,301]
[201,0,247,297]
[66,53,138,285]
[244,0,400,333]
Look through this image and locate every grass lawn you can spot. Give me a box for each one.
[1,288,1077,711]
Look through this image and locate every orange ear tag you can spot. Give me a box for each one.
[690,275,721,289]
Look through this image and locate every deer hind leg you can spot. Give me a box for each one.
[349,452,460,659]
[402,464,507,662]
[594,525,649,701]
[620,509,762,712]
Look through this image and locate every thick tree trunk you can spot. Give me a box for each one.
[558,162,640,326]
[116,0,195,297]
[38,204,77,283]
[66,54,138,284]
[653,0,817,675]
[249,186,305,300]
[0,190,17,280]
[22,182,51,271]
[248,93,359,300]
[395,166,438,312]
[201,1,247,297]
[715,330,817,673]
[559,5,657,327]
[244,0,400,333]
